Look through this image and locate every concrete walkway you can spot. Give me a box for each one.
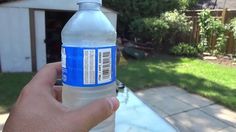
[1,86,236,132]
[136,86,236,132]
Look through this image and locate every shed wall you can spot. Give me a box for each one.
[0,7,32,72]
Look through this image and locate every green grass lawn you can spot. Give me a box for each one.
[117,55,236,111]
[0,56,236,113]
[0,73,34,114]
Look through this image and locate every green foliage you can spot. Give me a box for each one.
[227,18,236,38]
[129,18,169,44]
[170,43,198,56]
[198,10,209,52]
[160,10,192,50]
[161,10,192,33]
[198,9,227,55]
[103,0,199,36]
[130,10,192,49]
[178,0,199,10]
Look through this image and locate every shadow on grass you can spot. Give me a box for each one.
[117,56,236,111]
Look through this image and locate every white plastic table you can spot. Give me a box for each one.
[115,88,178,132]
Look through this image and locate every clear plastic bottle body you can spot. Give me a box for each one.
[61,2,117,132]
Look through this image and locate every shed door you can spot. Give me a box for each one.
[0,7,32,72]
[34,10,46,71]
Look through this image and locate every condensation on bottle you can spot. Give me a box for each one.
[61,0,117,131]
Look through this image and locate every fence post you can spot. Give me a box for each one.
[222,8,228,24]
[227,32,235,54]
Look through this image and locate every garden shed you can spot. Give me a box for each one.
[0,0,117,72]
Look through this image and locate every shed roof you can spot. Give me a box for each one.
[214,0,236,9]
[197,0,236,9]
[0,0,117,13]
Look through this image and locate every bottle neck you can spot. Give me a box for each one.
[78,3,101,11]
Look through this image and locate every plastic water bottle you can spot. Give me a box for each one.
[61,0,117,131]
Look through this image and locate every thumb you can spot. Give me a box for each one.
[66,97,119,131]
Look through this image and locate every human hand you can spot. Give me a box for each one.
[3,62,119,132]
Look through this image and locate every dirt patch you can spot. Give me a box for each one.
[204,55,236,67]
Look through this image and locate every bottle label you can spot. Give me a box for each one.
[61,45,116,87]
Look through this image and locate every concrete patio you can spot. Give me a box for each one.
[136,86,236,132]
[1,86,236,132]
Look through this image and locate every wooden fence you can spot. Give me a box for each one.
[184,9,236,54]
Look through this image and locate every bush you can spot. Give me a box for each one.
[160,10,192,33]
[198,9,227,55]
[227,18,236,38]
[130,10,192,50]
[129,18,169,45]
[160,10,192,50]
[103,0,199,36]
[170,43,198,56]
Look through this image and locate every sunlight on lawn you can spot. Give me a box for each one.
[117,56,236,110]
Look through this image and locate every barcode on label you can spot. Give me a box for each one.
[83,50,96,85]
[98,48,112,84]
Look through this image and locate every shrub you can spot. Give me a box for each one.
[160,10,192,33]
[170,43,198,56]
[227,18,236,38]
[160,10,192,50]
[198,9,227,55]
[130,10,192,49]
[129,18,169,45]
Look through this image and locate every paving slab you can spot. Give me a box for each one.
[136,91,163,102]
[137,87,192,109]
[136,86,184,99]
[137,86,187,98]
[147,96,194,116]
[137,87,194,116]
[175,93,214,108]
[136,86,236,131]
[170,109,229,132]
[147,104,169,118]
[152,86,188,97]
[201,104,236,127]
[218,127,236,132]
[165,117,192,132]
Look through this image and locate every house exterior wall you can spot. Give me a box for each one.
[0,7,32,72]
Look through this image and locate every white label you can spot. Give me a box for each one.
[97,48,112,84]
[83,49,96,85]
[61,48,66,68]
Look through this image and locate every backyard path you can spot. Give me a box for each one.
[136,86,236,132]
[1,86,236,132]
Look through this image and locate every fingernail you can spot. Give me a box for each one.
[107,97,120,112]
